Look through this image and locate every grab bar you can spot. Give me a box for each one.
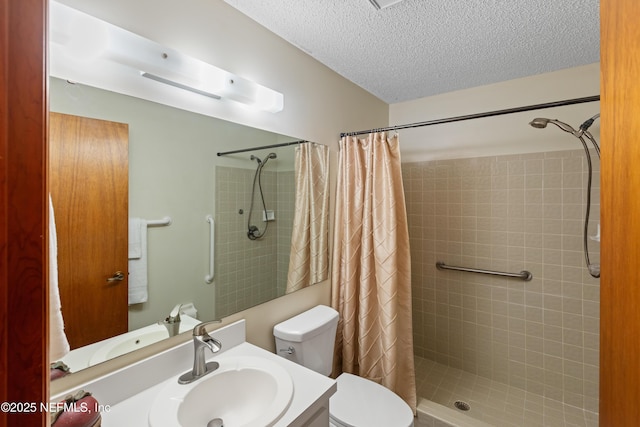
[205,215,215,284]
[436,261,532,281]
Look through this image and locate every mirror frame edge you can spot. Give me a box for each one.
[0,0,49,424]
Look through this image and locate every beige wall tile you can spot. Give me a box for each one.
[404,149,600,411]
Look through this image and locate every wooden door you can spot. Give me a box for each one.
[600,0,640,425]
[49,112,129,349]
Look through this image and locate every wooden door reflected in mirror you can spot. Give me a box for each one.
[50,112,129,348]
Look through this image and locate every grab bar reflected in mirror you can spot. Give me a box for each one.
[205,215,215,284]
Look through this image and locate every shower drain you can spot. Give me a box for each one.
[454,400,470,411]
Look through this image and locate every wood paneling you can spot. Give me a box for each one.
[50,113,129,349]
[0,0,49,425]
[600,0,640,425]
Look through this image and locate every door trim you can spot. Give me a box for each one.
[0,0,49,425]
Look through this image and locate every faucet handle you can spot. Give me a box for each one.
[192,319,222,336]
[167,303,183,322]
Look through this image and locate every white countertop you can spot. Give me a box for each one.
[53,320,336,427]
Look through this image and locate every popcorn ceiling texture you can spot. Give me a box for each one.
[222,0,600,103]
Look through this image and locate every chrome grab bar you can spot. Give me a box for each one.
[205,215,215,284]
[436,261,532,281]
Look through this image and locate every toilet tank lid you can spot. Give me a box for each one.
[273,305,339,342]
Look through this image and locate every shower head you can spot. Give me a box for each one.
[529,117,578,135]
[529,118,550,129]
[261,152,277,165]
[250,154,262,164]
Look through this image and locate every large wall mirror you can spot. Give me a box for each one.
[49,1,329,377]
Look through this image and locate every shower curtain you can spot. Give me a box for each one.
[331,132,416,414]
[286,142,330,293]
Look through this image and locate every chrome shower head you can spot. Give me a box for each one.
[529,117,578,135]
[261,152,277,165]
[529,118,550,129]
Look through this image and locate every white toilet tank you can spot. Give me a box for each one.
[273,305,339,376]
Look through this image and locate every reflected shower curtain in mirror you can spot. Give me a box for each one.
[286,143,330,293]
[331,132,416,414]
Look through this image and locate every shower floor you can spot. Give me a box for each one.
[414,356,598,427]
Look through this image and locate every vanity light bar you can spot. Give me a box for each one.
[141,72,222,100]
[49,1,284,113]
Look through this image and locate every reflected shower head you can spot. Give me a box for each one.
[529,118,550,129]
[261,152,277,165]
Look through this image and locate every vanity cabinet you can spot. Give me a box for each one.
[299,405,330,427]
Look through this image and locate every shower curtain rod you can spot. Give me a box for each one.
[339,95,600,137]
[217,139,307,156]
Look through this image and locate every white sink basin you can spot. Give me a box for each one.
[90,329,169,364]
[148,355,294,427]
[88,315,202,366]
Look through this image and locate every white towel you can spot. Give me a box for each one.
[49,195,70,361]
[128,218,148,304]
[128,217,143,259]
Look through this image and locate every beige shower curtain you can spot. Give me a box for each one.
[286,142,330,293]
[331,132,416,414]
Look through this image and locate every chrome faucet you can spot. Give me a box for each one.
[160,303,183,337]
[178,320,222,384]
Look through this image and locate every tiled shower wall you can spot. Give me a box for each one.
[402,150,600,413]
[215,167,295,317]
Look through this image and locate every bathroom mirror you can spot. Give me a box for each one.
[48,2,329,374]
[50,78,328,374]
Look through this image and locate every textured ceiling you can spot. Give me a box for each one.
[222,0,600,104]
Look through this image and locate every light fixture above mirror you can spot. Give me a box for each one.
[49,1,284,113]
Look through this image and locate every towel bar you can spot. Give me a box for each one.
[146,216,172,227]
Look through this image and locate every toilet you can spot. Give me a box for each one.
[273,305,414,427]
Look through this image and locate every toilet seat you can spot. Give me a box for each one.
[329,373,414,427]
